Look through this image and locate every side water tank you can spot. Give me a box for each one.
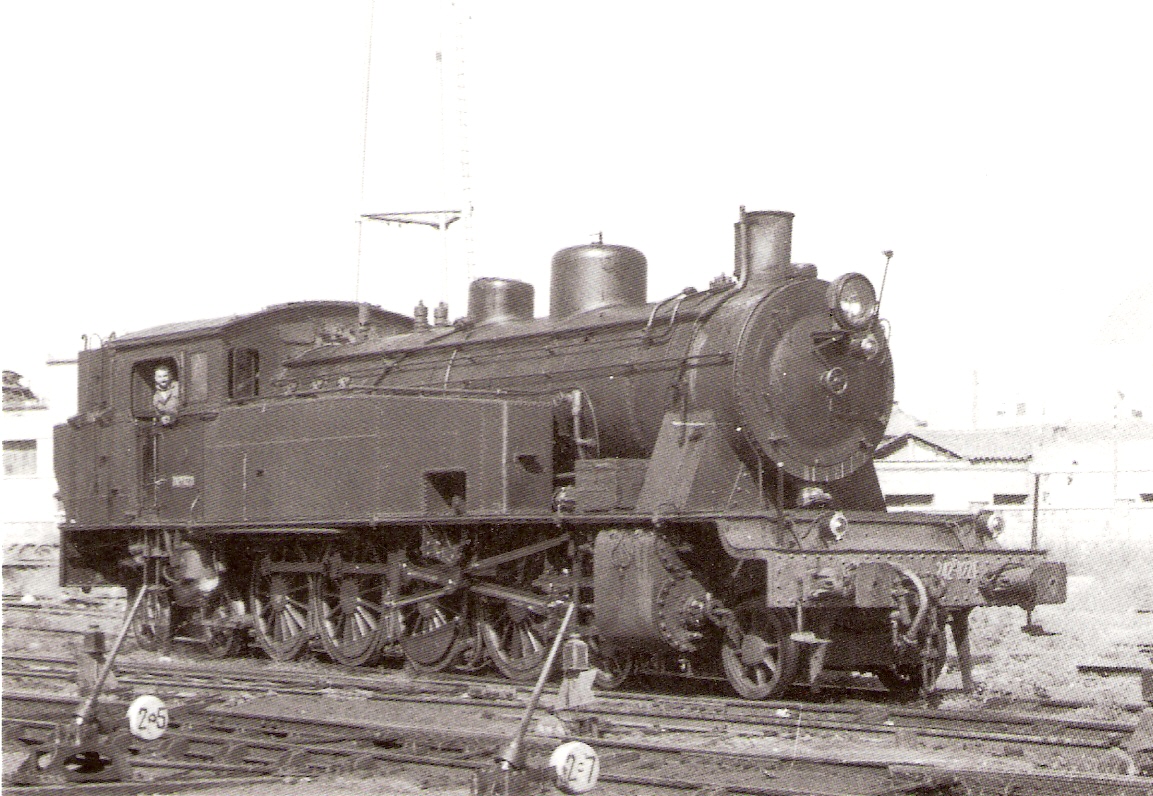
[468,277,535,325]
[550,244,647,319]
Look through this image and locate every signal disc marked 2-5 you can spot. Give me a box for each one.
[127,694,169,740]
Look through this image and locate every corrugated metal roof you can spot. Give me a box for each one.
[920,428,1040,462]
[876,419,1153,463]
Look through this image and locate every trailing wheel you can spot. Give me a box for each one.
[131,585,171,653]
[199,587,244,659]
[250,546,314,662]
[721,600,798,700]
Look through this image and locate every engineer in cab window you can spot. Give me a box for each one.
[152,364,181,426]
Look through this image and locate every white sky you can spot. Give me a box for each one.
[2,2,1151,426]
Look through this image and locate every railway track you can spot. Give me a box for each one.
[3,650,1141,754]
[7,686,1153,796]
[6,649,1153,793]
[2,593,123,611]
[2,689,920,796]
[2,598,127,640]
[8,599,1153,794]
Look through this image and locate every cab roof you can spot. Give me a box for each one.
[111,301,411,348]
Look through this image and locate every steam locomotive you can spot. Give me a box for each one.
[54,208,1066,698]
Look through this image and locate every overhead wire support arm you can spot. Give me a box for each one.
[361,210,463,231]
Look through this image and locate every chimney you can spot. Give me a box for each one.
[734,207,794,285]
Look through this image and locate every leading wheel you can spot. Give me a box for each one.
[878,582,948,698]
[721,600,797,700]
[875,655,946,697]
[876,616,947,697]
[250,547,314,662]
[131,585,171,653]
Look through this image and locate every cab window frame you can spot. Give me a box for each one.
[132,357,180,419]
[187,351,209,405]
[229,347,260,399]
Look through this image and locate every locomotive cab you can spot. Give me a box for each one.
[56,301,410,572]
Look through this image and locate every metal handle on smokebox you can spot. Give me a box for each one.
[496,600,577,770]
[74,584,150,731]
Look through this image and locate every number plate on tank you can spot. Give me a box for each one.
[936,559,979,580]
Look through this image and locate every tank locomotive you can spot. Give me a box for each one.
[55,209,1066,697]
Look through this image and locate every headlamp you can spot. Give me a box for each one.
[827,273,879,330]
[976,511,1005,539]
[818,510,848,543]
[850,331,881,360]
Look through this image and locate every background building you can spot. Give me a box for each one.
[876,409,1153,548]
[2,363,76,594]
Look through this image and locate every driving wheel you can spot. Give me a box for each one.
[250,547,314,661]
[314,545,395,667]
[400,595,465,673]
[478,601,556,682]
[315,574,391,666]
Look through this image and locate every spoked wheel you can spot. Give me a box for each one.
[199,588,244,659]
[400,595,466,673]
[478,601,557,682]
[878,578,948,698]
[721,600,798,700]
[876,616,948,698]
[591,641,634,690]
[314,545,396,667]
[250,547,314,662]
[131,585,172,653]
[875,655,946,697]
[474,534,567,682]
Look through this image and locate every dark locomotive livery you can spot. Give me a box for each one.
[55,209,1066,697]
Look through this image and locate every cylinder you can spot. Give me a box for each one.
[550,244,647,319]
[468,277,535,325]
[734,209,794,284]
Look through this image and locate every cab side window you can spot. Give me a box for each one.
[133,358,180,419]
[229,348,260,399]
